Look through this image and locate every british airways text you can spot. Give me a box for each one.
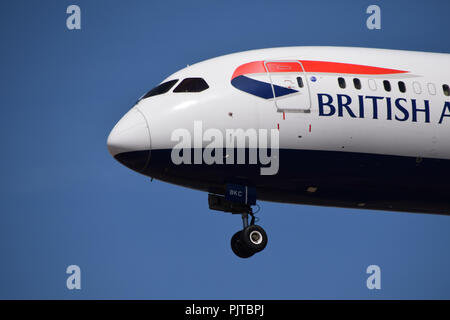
[317,93,450,124]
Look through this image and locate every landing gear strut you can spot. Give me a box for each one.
[208,194,268,258]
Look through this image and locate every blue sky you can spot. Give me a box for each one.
[1,0,450,299]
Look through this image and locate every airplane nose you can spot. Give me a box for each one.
[107,107,151,173]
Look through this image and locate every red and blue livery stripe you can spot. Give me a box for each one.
[231,60,408,99]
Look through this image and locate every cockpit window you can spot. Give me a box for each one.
[141,79,178,99]
[173,78,209,93]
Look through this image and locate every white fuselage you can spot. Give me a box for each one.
[107,47,450,214]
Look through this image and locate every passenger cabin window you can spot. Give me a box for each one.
[413,81,422,94]
[383,80,391,92]
[443,84,450,96]
[173,78,209,93]
[296,77,304,88]
[353,78,361,90]
[338,77,346,89]
[398,81,406,93]
[428,83,436,95]
[141,79,178,99]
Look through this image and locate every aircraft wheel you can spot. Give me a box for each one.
[230,231,254,258]
[241,225,268,253]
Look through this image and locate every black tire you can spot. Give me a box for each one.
[230,231,254,258]
[241,225,268,253]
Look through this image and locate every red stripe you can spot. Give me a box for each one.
[265,61,303,73]
[231,61,266,80]
[231,60,407,79]
[300,60,407,75]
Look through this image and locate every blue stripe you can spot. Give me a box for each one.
[231,75,297,99]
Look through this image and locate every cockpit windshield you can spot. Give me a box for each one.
[173,78,209,93]
[141,79,178,100]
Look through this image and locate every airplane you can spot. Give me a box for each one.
[107,46,450,258]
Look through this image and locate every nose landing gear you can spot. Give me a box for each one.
[231,222,268,258]
[208,194,268,258]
